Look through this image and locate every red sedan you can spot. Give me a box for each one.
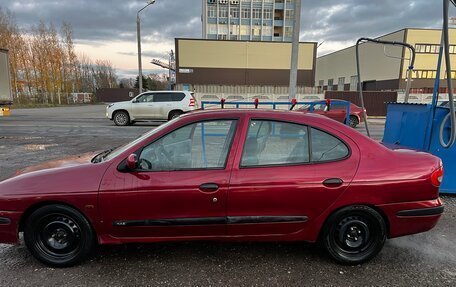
[299,100,366,128]
[0,109,444,267]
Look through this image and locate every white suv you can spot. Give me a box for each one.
[106,91,198,126]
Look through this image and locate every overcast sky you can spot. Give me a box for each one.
[1,0,448,78]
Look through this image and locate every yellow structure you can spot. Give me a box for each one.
[316,28,456,92]
[175,39,317,88]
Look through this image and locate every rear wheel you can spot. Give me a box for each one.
[348,115,359,128]
[322,206,386,265]
[24,204,96,267]
[113,111,130,126]
[168,110,183,121]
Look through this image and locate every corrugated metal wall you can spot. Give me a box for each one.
[325,91,398,116]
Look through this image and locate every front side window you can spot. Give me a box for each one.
[311,128,349,162]
[135,93,154,103]
[241,120,309,167]
[138,120,237,171]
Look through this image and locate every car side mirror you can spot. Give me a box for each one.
[132,99,138,103]
[126,154,138,170]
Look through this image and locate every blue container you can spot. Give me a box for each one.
[383,103,456,194]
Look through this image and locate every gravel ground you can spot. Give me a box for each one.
[0,105,455,287]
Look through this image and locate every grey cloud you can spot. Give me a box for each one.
[1,0,447,56]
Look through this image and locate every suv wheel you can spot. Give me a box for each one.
[168,110,183,121]
[113,111,130,126]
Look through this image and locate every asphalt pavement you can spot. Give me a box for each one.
[0,105,455,287]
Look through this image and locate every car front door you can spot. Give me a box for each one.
[131,93,156,119]
[227,119,359,236]
[99,119,240,239]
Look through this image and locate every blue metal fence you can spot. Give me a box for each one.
[200,100,351,126]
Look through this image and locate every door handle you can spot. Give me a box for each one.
[323,178,344,187]
[199,183,219,193]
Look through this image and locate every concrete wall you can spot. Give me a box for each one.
[316,30,406,88]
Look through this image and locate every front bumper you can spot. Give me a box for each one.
[0,211,22,244]
[377,198,443,238]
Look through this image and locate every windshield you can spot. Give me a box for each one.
[102,118,179,161]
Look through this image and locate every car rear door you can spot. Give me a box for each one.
[227,118,360,236]
[153,93,173,120]
[99,118,241,239]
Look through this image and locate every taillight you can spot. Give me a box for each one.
[189,98,195,107]
[431,167,444,187]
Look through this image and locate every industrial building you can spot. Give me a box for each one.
[316,28,456,95]
[174,38,318,101]
[202,0,296,42]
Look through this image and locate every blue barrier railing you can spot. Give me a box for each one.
[200,100,351,127]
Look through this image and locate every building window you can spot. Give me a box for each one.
[263,8,273,20]
[413,70,437,79]
[252,26,261,36]
[414,44,456,54]
[208,24,217,34]
[240,25,250,35]
[263,26,273,36]
[230,7,240,18]
[285,9,294,20]
[284,26,293,38]
[252,8,262,19]
[230,24,239,35]
[443,70,456,79]
[350,76,358,91]
[208,5,217,18]
[327,79,334,91]
[318,80,324,92]
[241,8,251,19]
[219,6,228,18]
[338,77,345,91]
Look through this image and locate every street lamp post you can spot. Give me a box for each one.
[137,0,156,94]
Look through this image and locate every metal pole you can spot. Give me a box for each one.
[137,14,143,94]
[288,0,301,101]
[136,1,155,94]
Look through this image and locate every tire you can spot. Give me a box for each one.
[322,205,387,265]
[348,115,359,128]
[24,204,96,267]
[168,110,183,121]
[113,111,130,126]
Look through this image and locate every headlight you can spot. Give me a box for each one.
[107,104,114,109]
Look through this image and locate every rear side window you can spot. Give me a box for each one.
[171,93,186,102]
[241,120,309,167]
[153,93,172,102]
[311,128,349,162]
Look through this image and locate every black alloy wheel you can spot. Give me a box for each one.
[24,205,95,267]
[323,205,386,265]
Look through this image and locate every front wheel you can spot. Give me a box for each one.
[322,205,386,265]
[113,111,130,126]
[24,204,96,267]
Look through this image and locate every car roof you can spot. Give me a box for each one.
[181,108,335,123]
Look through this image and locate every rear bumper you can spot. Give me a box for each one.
[0,211,22,244]
[377,198,443,238]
